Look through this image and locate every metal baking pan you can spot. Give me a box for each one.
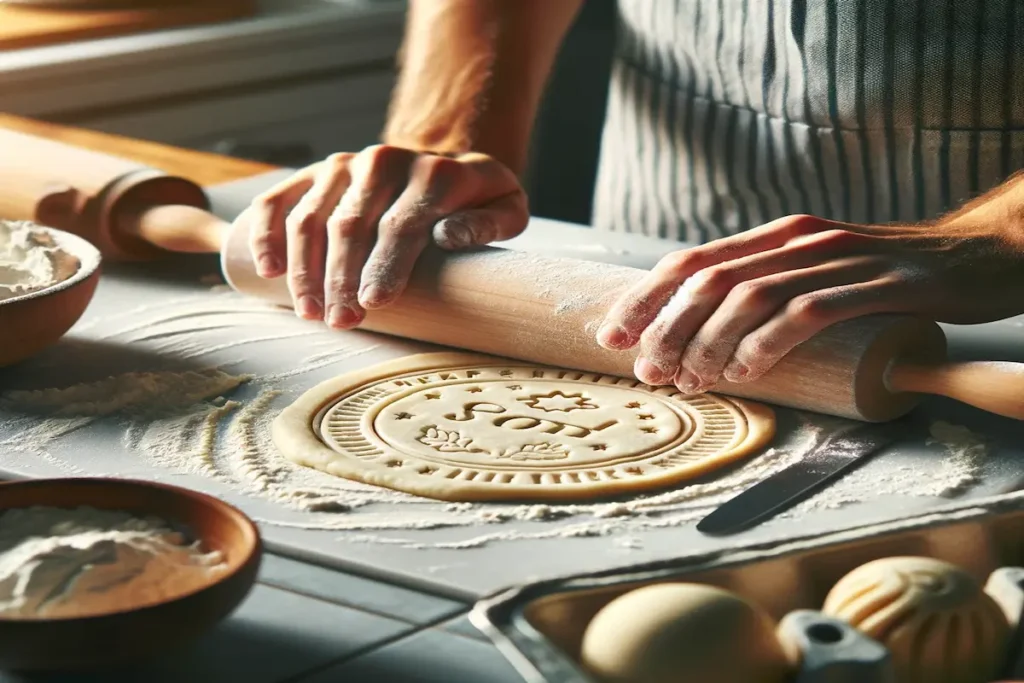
[471,494,1024,683]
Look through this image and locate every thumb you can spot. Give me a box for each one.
[431,193,529,250]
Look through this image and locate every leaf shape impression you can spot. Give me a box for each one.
[499,442,571,462]
[417,426,483,453]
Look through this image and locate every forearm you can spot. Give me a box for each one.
[381,0,583,174]
[938,171,1024,249]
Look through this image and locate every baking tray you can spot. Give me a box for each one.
[470,495,1024,683]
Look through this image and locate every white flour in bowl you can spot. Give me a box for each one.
[0,505,226,619]
[0,220,80,302]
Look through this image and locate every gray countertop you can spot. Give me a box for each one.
[0,172,1022,681]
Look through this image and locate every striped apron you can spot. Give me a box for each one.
[592,0,1024,242]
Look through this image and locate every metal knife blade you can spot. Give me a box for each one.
[696,420,906,536]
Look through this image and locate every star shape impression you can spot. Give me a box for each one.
[519,391,597,413]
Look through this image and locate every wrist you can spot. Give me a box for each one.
[939,173,1024,248]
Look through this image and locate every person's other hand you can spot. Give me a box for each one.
[596,213,1024,393]
[244,146,528,328]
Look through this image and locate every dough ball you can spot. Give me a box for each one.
[579,582,796,683]
[822,556,1010,683]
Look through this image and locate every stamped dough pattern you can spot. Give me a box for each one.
[287,357,775,501]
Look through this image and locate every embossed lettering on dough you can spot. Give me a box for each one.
[492,415,617,438]
[444,401,617,439]
[445,402,506,421]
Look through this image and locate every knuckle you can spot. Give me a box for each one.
[248,233,276,254]
[691,266,733,295]
[252,191,282,213]
[416,155,461,186]
[782,213,822,236]
[287,269,315,291]
[324,151,354,170]
[684,341,719,367]
[326,214,363,240]
[786,293,829,323]
[816,228,860,249]
[741,335,779,361]
[640,325,679,363]
[360,143,404,169]
[379,210,422,239]
[324,276,358,300]
[731,281,771,309]
[657,250,697,279]
[285,210,323,237]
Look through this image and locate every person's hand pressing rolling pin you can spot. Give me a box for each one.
[238,0,584,330]
[597,175,1024,393]
[243,149,527,329]
[236,0,1024,388]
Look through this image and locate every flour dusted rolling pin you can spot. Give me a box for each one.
[2,129,1022,422]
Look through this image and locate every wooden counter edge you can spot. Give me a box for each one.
[0,114,277,188]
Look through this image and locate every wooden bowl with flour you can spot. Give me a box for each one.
[0,220,102,368]
[0,477,262,671]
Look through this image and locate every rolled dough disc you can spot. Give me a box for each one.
[273,352,776,502]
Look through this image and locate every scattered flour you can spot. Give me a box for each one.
[0,505,226,619]
[1,368,249,418]
[782,419,991,514]
[924,421,989,496]
[0,220,80,302]
[0,288,1000,552]
[460,248,637,317]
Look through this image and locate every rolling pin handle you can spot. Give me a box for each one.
[125,204,230,255]
[886,361,1024,421]
[99,169,214,260]
[33,183,89,233]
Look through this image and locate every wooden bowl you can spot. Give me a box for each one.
[0,478,262,671]
[0,225,102,368]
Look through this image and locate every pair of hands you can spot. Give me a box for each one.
[244,146,1024,392]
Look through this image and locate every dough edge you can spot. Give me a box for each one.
[272,352,777,502]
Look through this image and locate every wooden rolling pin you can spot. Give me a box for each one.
[2,128,1022,422]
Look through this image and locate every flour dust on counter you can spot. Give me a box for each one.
[0,287,998,551]
[780,419,992,515]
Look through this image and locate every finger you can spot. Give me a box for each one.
[248,167,319,278]
[726,277,909,382]
[677,257,888,391]
[282,156,355,320]
[432,193,529,250]
[322,215,371,329]
[634,229,872,386]
[595,216,828,352]
[358,186,443,309]
[358,154,474,308]
[321,146,411,314]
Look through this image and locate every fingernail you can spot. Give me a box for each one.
[596,323,633,349]
[258,254,280,275]
[675,370,700,394]
[297,295,323,320]
[359,284,390,308]
[723,361,750,383]
[433,219,474,250]
[635,358,671,385]
[327,304,363,328]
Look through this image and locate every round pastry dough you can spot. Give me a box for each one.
[580,583,796,683]
[273,352,775,502]
[822,556,1010,683]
